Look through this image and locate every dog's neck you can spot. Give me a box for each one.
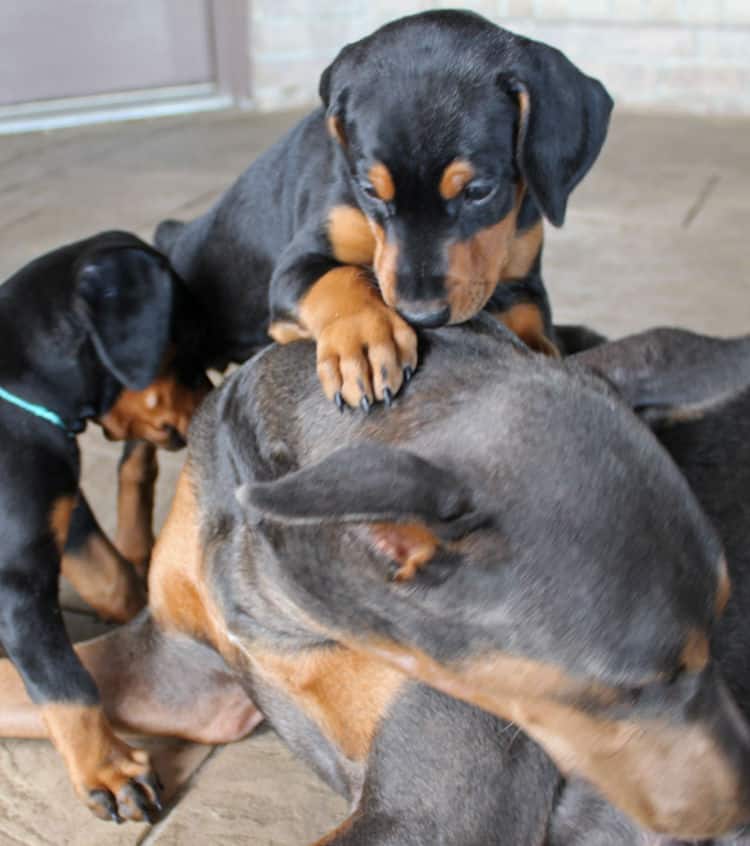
[0,306,122,431]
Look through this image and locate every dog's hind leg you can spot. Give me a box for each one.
[0,610,261,745]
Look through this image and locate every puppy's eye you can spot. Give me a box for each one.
[666,663,687,687]
[360,182,381,201]
[463,181,496,204]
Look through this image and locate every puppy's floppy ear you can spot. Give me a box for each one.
[75,247,174,389]
[500,40,613,227]
[318,60,335,109]
[573,328,750,428]
[319,46,354,147]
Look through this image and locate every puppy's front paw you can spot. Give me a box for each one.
[83,741,162,824]
[293,265,418,410]
[44,704,162,823]
[316,304,417,410]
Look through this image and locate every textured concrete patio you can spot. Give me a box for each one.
[0,105,748,844]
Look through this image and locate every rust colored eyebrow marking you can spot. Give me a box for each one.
[368,162,395,202]
[517,89,531,146]
[439,159,476,200]
[715,555,731,616]
[680,628,710,672]
[327,115,347,147]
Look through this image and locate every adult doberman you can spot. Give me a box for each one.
[2,319,749,841]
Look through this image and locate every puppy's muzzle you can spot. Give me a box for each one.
[397,301,450,328]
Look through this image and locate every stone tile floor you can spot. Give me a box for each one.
[0,106,748,844]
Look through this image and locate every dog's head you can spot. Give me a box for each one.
[233,321,750,839]
[320,11,612,327]
[74,236,210,449]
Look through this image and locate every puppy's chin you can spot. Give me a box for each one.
[98,421,187,451]
[155,428,187,451]
[443,278,497,324]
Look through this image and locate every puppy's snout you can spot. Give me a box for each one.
[397,302,450,328]
[161,424,187,451]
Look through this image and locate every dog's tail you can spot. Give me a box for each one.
[154,219,186,255]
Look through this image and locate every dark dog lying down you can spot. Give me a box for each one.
[1,319,749,842]
[158,9,612,407]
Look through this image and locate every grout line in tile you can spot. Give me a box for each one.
[682,172,720,228]
[136,744,221,846]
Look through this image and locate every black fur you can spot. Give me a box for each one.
[0,232,204,714]
[545,330,750,846]
[156,10,612,369]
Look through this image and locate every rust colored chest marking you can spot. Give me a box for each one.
[504,220,544,281]
[327,205,376,266]
[148,466,227,651]
[251,646,405,761]
[50,495,76,554]
[495,302,558,357]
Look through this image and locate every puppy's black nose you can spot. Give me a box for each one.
[162,425,187,450]
[398,305,450,328]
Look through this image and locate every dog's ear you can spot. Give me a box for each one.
[237,443,486,579]
[240,443,481,536]
[573,328,750,428]
[75,247,174,389]
[318,60,335,109]
[319,47,353,147]
[500,40,613,227]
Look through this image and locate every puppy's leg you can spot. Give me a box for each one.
[0,539,160,822]
[270,255,418,410]
[115,441,158,577]
[63,494,146,622]
[2,465,260,748]
[0,612,261,746]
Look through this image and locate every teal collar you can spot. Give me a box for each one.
[0,385,80,436]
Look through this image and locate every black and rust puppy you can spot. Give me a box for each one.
[0,231,209,822]
[118,8,613,585]
[4,320,750,842]
[157,9,612,409]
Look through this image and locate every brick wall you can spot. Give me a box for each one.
[248,0,750,114]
